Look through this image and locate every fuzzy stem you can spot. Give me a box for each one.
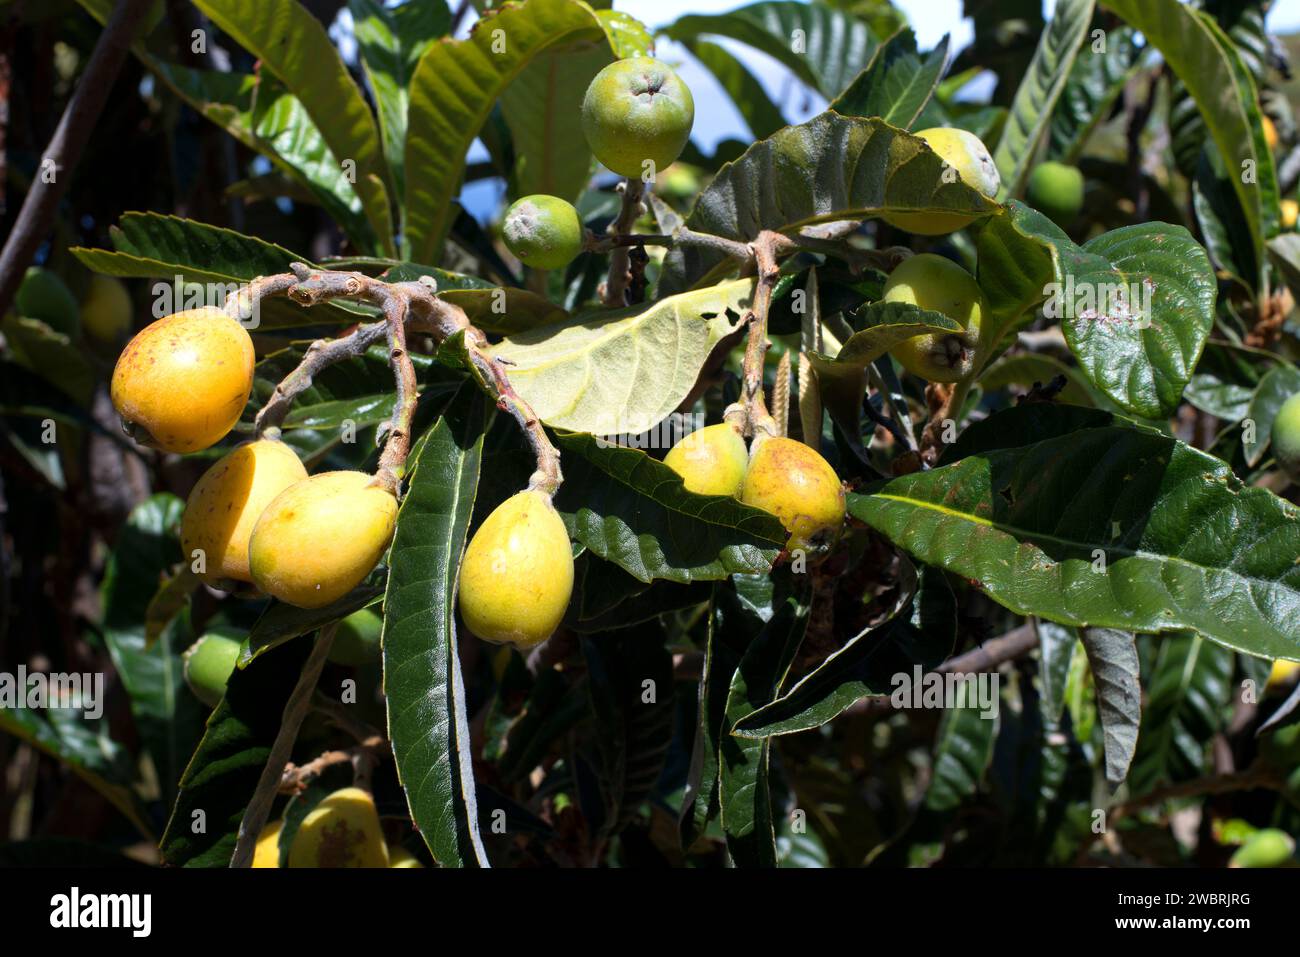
[602,178,646,306]
[465,332,563,496]
[234,265,558,493]
[725,231,792,438]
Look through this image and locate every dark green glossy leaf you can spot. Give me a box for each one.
[382,387,489,867]
[720,586,809,867]
[101,494,207,811]
[1129,632,1233,795]
[160,636,314,866]
[551,430,786,584]
[240,571,386,667]
[852,409,1300,658]
[831,29,949,130]
[1048,23,1139,162]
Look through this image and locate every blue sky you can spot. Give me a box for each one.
[456,0,1300,219]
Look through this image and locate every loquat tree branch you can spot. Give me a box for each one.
[725,230,794,438]
[226,264,563,495]
[602,177,647,306]
[230,622,338,868]
[0,0,154,316]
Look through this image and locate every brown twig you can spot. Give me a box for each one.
[375,295,418,493]
[1109,763,1284,823]
[228,264,562,494]
[279,735,387,794]
[0,0,154,316]
[726,230,795,438]
[602,178,647,306]
[842,621,1040,718]
[465,330,563,495]
[230,623,338,868]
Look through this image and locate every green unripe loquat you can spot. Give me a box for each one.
[458,490,574,648]
[328,607,384,666]
[582,57,695,179]
[1026,161,1085,228]
[502,195,584,269]
[1229,828,1296,868]
[882,253,986,383]
[249,471,398,609]
[663,422,748,496]
[182,628,243,708]
[1272,392,1300,482]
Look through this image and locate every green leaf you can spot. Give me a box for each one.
[1060,223,1216,419]
[831,29,950,130]
[159,635,314,866]
[720,586,809,867]
[850,407,1300,659]
[499,40,608,203]
[733,563,956,738]
[680,584,735,850]
[992,0,1096,199]
[1037,621,1077,724]
[569,554,711,632]
[0,704,151,841]
[1129,632,1233,795]
[975,204,1216,418]
[663,0,878,98]
[1047,24,1139,162]
[194,0,395,254]
[382,387,489,867]
[1243,363,1300,467]
[0,316,96,404]
[403,0,622,262]
[1102,0,1278,267]
[70,213,357,330]
[350,0,450,208]
[492,278,755,434]
[581,627,675,837]
[146,62,377,249]
[240,573,386,667]
[552,430,787,583]
[925,696,998,813]
[101,494,207,811]
[684,39,786,141]
[662,113,1002,293]
[1079,627,1140,788]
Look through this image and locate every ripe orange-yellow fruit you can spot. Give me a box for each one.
[663,422,748,496]
[249,471,397,608]
[287,788,389,868]
[110,307,254,453]
[458,490,574,648]
[253,820,283,868]
[1264,114,1279,152]
[741,436,845,550]
[180,439,307,588]
[387,845,424,868]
